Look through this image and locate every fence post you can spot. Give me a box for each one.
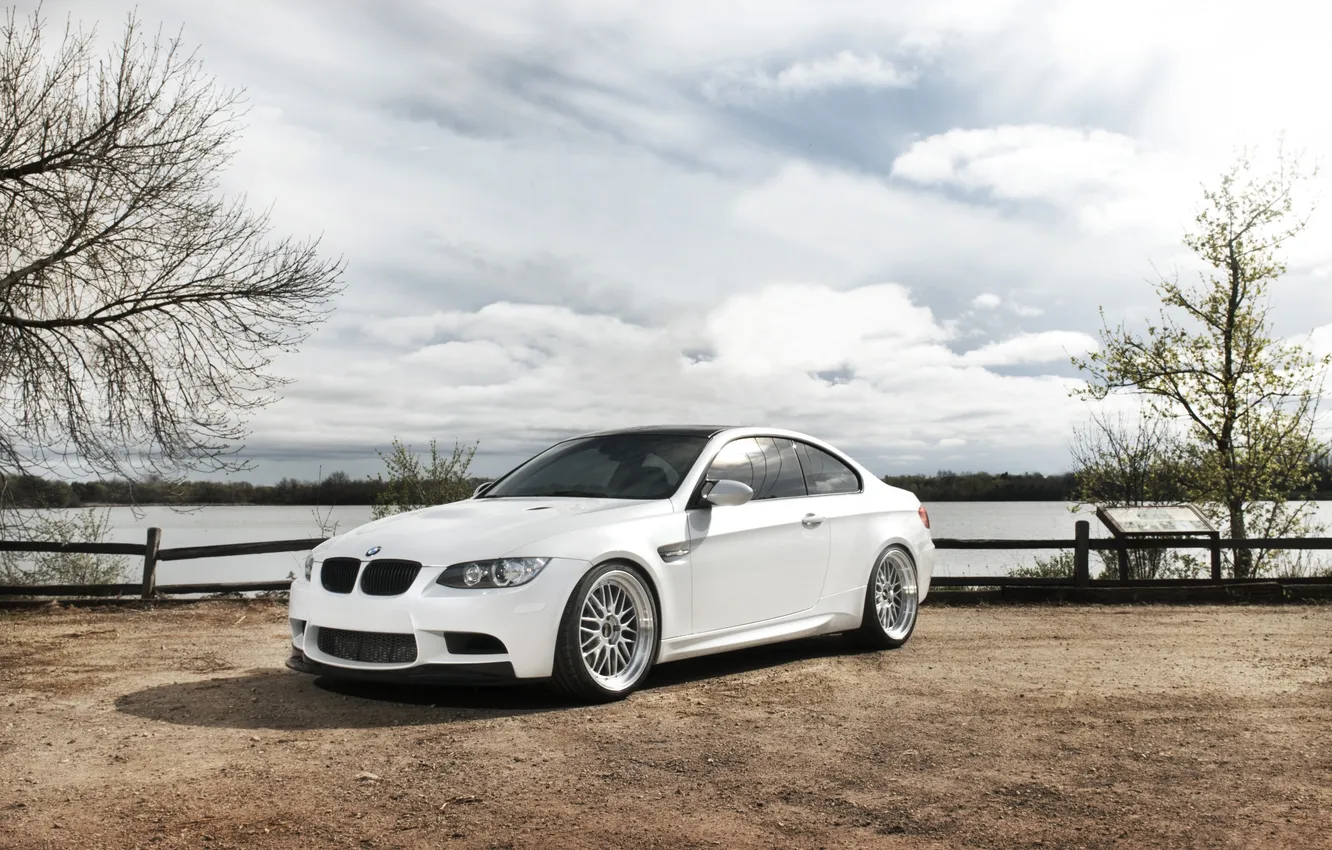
[1209,532,1222,581]
[141,527,161,599]
[1073,520,1090,587]
[1070,522,1092,588]
[1117,540,1129,582]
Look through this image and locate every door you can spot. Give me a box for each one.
[688,437,831,633]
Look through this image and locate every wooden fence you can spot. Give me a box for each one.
[0,531,326,598]
[932,519,1332,586]
[1,518,1330,600]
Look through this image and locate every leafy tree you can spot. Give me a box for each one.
[1075,150,1328,577]
[372,439,479,520]
[0,8,343,532]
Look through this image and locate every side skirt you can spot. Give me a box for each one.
[657,587,863,664]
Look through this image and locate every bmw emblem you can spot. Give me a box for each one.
[365,546,382,557]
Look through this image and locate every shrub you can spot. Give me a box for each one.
[1009,551,1075,579]
[371,439,478,520]
[0,510,129,586]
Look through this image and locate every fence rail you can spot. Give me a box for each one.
[1,520,1330,599]
[157,538,328,562]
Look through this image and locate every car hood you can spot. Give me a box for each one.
[314,497,671,565]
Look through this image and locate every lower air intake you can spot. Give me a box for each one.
[444,632,509,655]
[316,627,418,664]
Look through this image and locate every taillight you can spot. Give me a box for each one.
[917,505,930,529]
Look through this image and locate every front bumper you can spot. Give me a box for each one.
[286,648,518,685]
[288,557,589,681]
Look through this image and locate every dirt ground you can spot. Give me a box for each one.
[0,601,1329,850]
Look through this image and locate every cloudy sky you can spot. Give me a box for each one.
[32,0,1332,481]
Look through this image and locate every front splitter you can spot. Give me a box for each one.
[286,648,519,686]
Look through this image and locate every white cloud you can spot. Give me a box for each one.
[1311,324,1332,361]
[891,125,1197,235]
[251,283,1096,476]
[703,51,915,103]
[971,293,1003,310]
[775,52,915,92]
[959,331,1098,367]
[703,283,949,376]
[893,125,1141,198]
[730,160,1157,309]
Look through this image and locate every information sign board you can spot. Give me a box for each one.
[1096,505,1216,536]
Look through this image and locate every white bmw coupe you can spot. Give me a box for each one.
[287,426,935,702]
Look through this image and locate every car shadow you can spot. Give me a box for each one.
[113,669,569,730]
[113,635,855,731]
[644,634,852,689]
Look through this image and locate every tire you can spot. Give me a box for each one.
[851,545,920,649]
[551,562,660,703]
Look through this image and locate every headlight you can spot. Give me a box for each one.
[303,553,315,581]
[436,558,551,589]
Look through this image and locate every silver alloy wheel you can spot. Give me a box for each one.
[872,548,919,641]
[577,569,656,692]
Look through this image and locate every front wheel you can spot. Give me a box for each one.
[551,563,660,702]
[851,546,919,649]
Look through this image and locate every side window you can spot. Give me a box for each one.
[794,443,860,495]
[705,438,762,491]
[704,437,807,500]
[758,438,807,499]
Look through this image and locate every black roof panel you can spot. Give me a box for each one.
[580,424,735,438]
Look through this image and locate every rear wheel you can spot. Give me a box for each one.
[551,562,659,702]
[851,546,919,649]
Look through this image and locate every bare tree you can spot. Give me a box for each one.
[1069,410,1194,579]
[0,7,343,521]
[1070,410,1188,508]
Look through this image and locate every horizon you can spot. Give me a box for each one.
[23,0,1332,484]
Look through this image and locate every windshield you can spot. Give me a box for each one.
[482,434,709,500]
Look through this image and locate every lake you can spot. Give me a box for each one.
[27,501,1332,585]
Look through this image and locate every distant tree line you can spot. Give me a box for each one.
[882,471,1080,501]
[0,471,492,509]
[885,463,1332,503]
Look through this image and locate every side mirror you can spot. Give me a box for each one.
[473,481,493,498]
[703,479,753,507]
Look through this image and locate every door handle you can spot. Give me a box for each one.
[801,513,825,528]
